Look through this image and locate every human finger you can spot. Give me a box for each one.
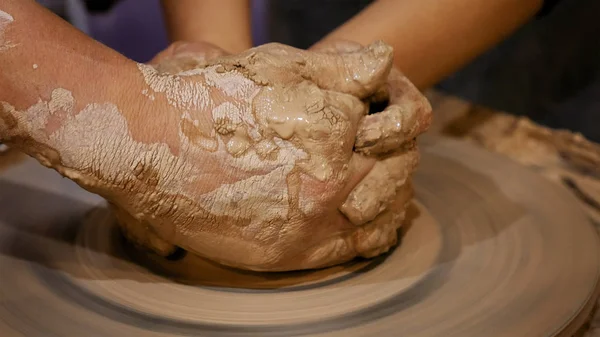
[355,68,432,156]
[339,143,419,226]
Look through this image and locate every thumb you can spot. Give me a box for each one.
[301,40,394,99]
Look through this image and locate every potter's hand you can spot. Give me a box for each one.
[310,39,432,236]
[133,40,431,271]
[126,40,399,271]
[0,40,422,272]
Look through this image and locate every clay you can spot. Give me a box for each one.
[0,41,431,271]
[0,10,14,51]
[431,100,600,225]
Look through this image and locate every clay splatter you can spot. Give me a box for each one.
[0,10,15,51]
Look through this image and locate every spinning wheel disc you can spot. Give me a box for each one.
[0,136,598,337]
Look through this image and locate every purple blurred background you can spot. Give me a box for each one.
[83,0,268,62]
[87,0,168,62]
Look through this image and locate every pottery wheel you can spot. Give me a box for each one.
[0,136,598,337]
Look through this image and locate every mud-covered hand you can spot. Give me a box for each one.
[130,40,399,271]
[0,40,420,272]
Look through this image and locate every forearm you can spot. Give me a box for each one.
[0,0,136,111]
[316,0,543,90]
[160,0,253,53]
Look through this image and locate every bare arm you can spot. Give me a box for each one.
[0,0,136,111]
[0,0,180,171]
[160,0,253,53]
[314,0,543,90]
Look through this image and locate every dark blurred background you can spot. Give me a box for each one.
[37,0,600,143]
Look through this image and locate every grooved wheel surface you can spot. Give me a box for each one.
[0,136,598,337]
